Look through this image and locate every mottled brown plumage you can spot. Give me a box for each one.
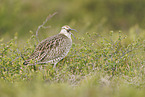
[23,25,77,68]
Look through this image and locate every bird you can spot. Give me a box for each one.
[23,25,77,68]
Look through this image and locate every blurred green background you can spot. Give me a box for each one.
[1,1,145,96]
[1,0,145,42]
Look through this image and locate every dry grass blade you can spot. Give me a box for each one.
[36,12,58,42]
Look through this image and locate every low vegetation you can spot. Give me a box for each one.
[1,0,145,97]
[0,28,145,97]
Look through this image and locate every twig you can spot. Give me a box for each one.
[10,48,25,62]
[119,43,142,59]
[36,12,58,42]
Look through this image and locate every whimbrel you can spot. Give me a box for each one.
[23,25,77,68]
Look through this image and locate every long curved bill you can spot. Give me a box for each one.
[69,29,77,39]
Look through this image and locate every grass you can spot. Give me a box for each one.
[1,0,145,96]
[0,27,145,97]
[1,0,145,40]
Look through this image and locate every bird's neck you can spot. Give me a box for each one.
[60,29,72,39]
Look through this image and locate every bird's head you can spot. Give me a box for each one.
[60,25,77,39]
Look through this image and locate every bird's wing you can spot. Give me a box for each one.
[28,34,70,63]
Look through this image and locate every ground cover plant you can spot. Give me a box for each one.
[0,26,145,97]
[1,0,145,97]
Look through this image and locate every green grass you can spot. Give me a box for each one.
[1,0,145,96]
[1,0,145,41]
[0,29,145,97]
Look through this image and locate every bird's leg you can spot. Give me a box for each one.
[53,63,57,68]
[38,65,43,70]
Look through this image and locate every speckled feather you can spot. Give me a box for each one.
[24,33,72,65]
[23,25,77,68]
